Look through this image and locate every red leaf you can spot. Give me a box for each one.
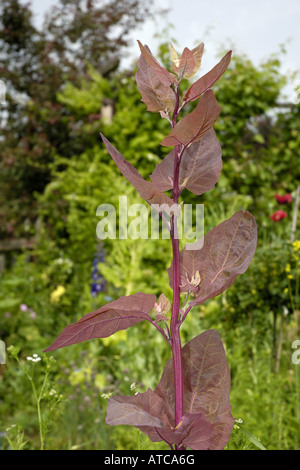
[178,413,214,450]
[183,50,232,104]
[106,389,214,448]
[106,389,165,428]
[156,412,214,449]
[168,211,257,303]
[137,40,176,87]
[44,292,156,351]
[185,43,205,79]
[173,47,196,80]
[100,133,173,207]
[156,329,235,450]
[136,46,176,113]
[160,90,221,147]
[150,128,222,195]
[106,329,234,450]
[170,43,204,79]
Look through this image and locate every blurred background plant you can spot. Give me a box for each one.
[0,0,299,450]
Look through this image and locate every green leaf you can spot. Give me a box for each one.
[253,134,265,144]
[0,298,22,310]
[237,424,267,450]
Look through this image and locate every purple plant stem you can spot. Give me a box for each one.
[170,84,184,432]
[148,317,171,343]
[170,218,183,427]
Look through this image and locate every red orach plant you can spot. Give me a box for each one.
[270,210,288,222]
[45,41,257,450]
[274,193,292,204]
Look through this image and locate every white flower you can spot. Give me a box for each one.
[6,424,16,431]
[27,354,41,363]
[130,382,136,391]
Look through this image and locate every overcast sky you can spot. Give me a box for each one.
[25,0,300,101]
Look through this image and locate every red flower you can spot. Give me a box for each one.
[274,193,292,204]
[270,210,288,222]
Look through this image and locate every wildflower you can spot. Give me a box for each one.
[27,354,41,363]
[20,304,28,312]
[274,193,292,204]
[130,382,137,391]
[91,282,104,297]
[30,310,37,319]
[5,424,16,432]
[293,240,300,252]
[270,210,288,222]
[50,285,66,304]
[91,248,105,297]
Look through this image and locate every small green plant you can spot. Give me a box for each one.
[226,419,267,450]
[7,346,64,450]
[4,425,28,451]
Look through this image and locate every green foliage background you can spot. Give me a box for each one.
[0,3,300,451]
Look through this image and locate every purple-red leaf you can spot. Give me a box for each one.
[178,413,214,450]
[156,329,235,450]
[137,40,176,87]
[136,45,176,113]
[106,389,165,428]
[156,412,214,449]
[184,43,205,79]
[44,292,156,352]
[106,389,214,448]
[170,46,195,80]
[106,329,234,450]
[183,50,232,104]
[170,43,204,79]
[160,90,221,147]
[168,211,257,303]
[150,128,222,195]
[100,133,173,207]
